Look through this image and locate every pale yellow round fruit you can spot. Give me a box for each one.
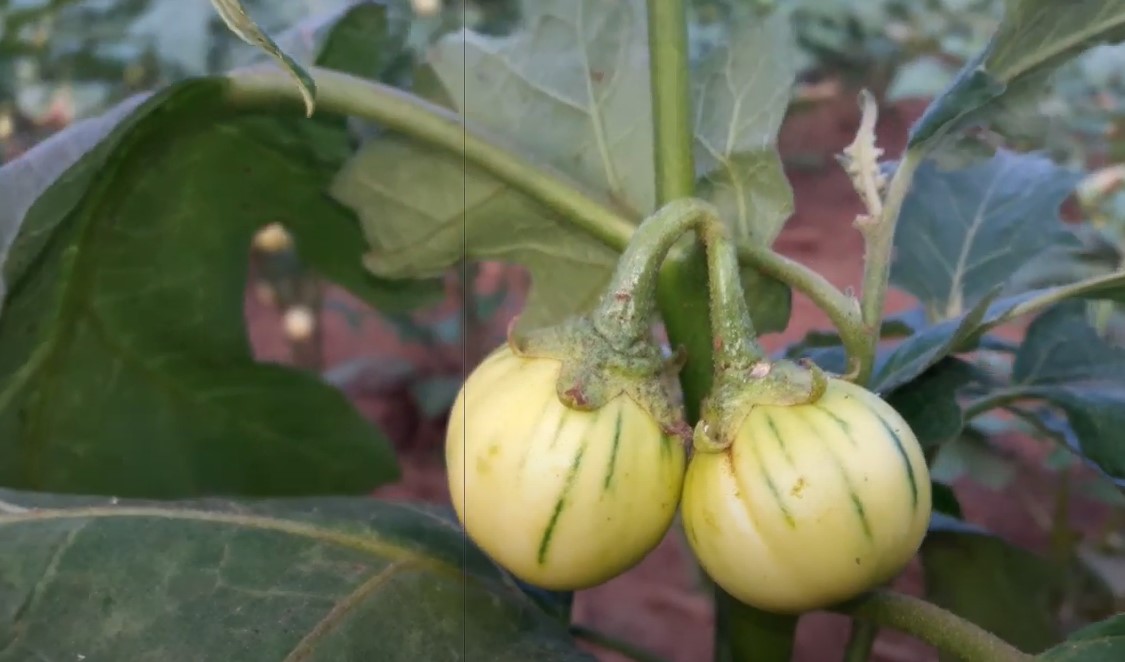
[681,377,931,614]
[446,345,686,590]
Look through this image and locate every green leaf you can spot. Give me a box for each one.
[211,0,318,116]
[331,134,621,331]
[0,490,593,661]
[692,4,797,246]
[1005,301,1125,481]
[0,82,403,498]
[929,427,1018,491]
[921,530,1065,655]
[1039,615,1125,660]
[890,150,1081,320]
[425,0,655,216]
[871,288,1001,394]
[871,270,1125,398]
[885,358,977,450]
[1005,223,1123,295]
[0,95,151,319]
[909,0,1125,150]
[0,4,451,499]
[333,0,791,334]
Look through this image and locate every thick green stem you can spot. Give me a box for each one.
[857,149,923,384]
[646,0,696,202]
[832,590,1032,662]
[644,0,796,659]
[842,621,878,662]
[715,589,797,662]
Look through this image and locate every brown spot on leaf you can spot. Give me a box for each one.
[790,477,807,498]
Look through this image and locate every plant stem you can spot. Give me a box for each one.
[644,0,717,423]
[592,199,722,347]
[832,590,1033,662]
[646,0,696,202]
[715,589,797,662]
[701,223,766,368]
[736,241,865,375]
[226,65,636,253]
[857,148,923,384]
[570,625,674,662]
[226,66,862,372]
[643,0,797,659]
[842,621,878,662]
[962,388,1031,419]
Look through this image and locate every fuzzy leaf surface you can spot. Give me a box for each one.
[921,530,1064,654]
[0,5,431,498]
[332,0,792,333]
[890,150,1081,320]
[1040,614,1125,660]
[1008,301,1125,481]
[909,0,1125,150]
[692,3,797,245]
[0,491,592,661]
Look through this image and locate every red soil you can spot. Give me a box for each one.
[244,95,1108,661]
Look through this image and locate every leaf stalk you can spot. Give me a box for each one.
[224,66,864,376]
[857,147,924,384]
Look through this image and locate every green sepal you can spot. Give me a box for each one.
[508,316,692,444]
[693,358,828,454]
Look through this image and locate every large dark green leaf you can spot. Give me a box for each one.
[921,530,1065,655]
[890,150,1081,320]
[870,289,1001,395]
[1005,301,1125,481]
[0,5,435,498]
[869,271,1125,399]
[909,0,1125,151]
[331,0,793,334]
[1040,614,1125,661]
[885,358,979,450]
[0,490,592,661]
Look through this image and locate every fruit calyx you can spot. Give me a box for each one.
[508,314,690,442]
[693,357,829,454]
[506,200,740,445]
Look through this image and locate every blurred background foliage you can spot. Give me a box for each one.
[6,0,1125,453]
[5,0,1125,164]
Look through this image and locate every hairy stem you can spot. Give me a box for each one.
[736,242,864,374]
[857,149,923,384]
[832,590,1032,662]
[644,1,797,660]
[225,66,862,374]
[226,65,636,252]
[701,223,766,368]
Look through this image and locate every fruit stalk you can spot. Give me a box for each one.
[644,0,799,657]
